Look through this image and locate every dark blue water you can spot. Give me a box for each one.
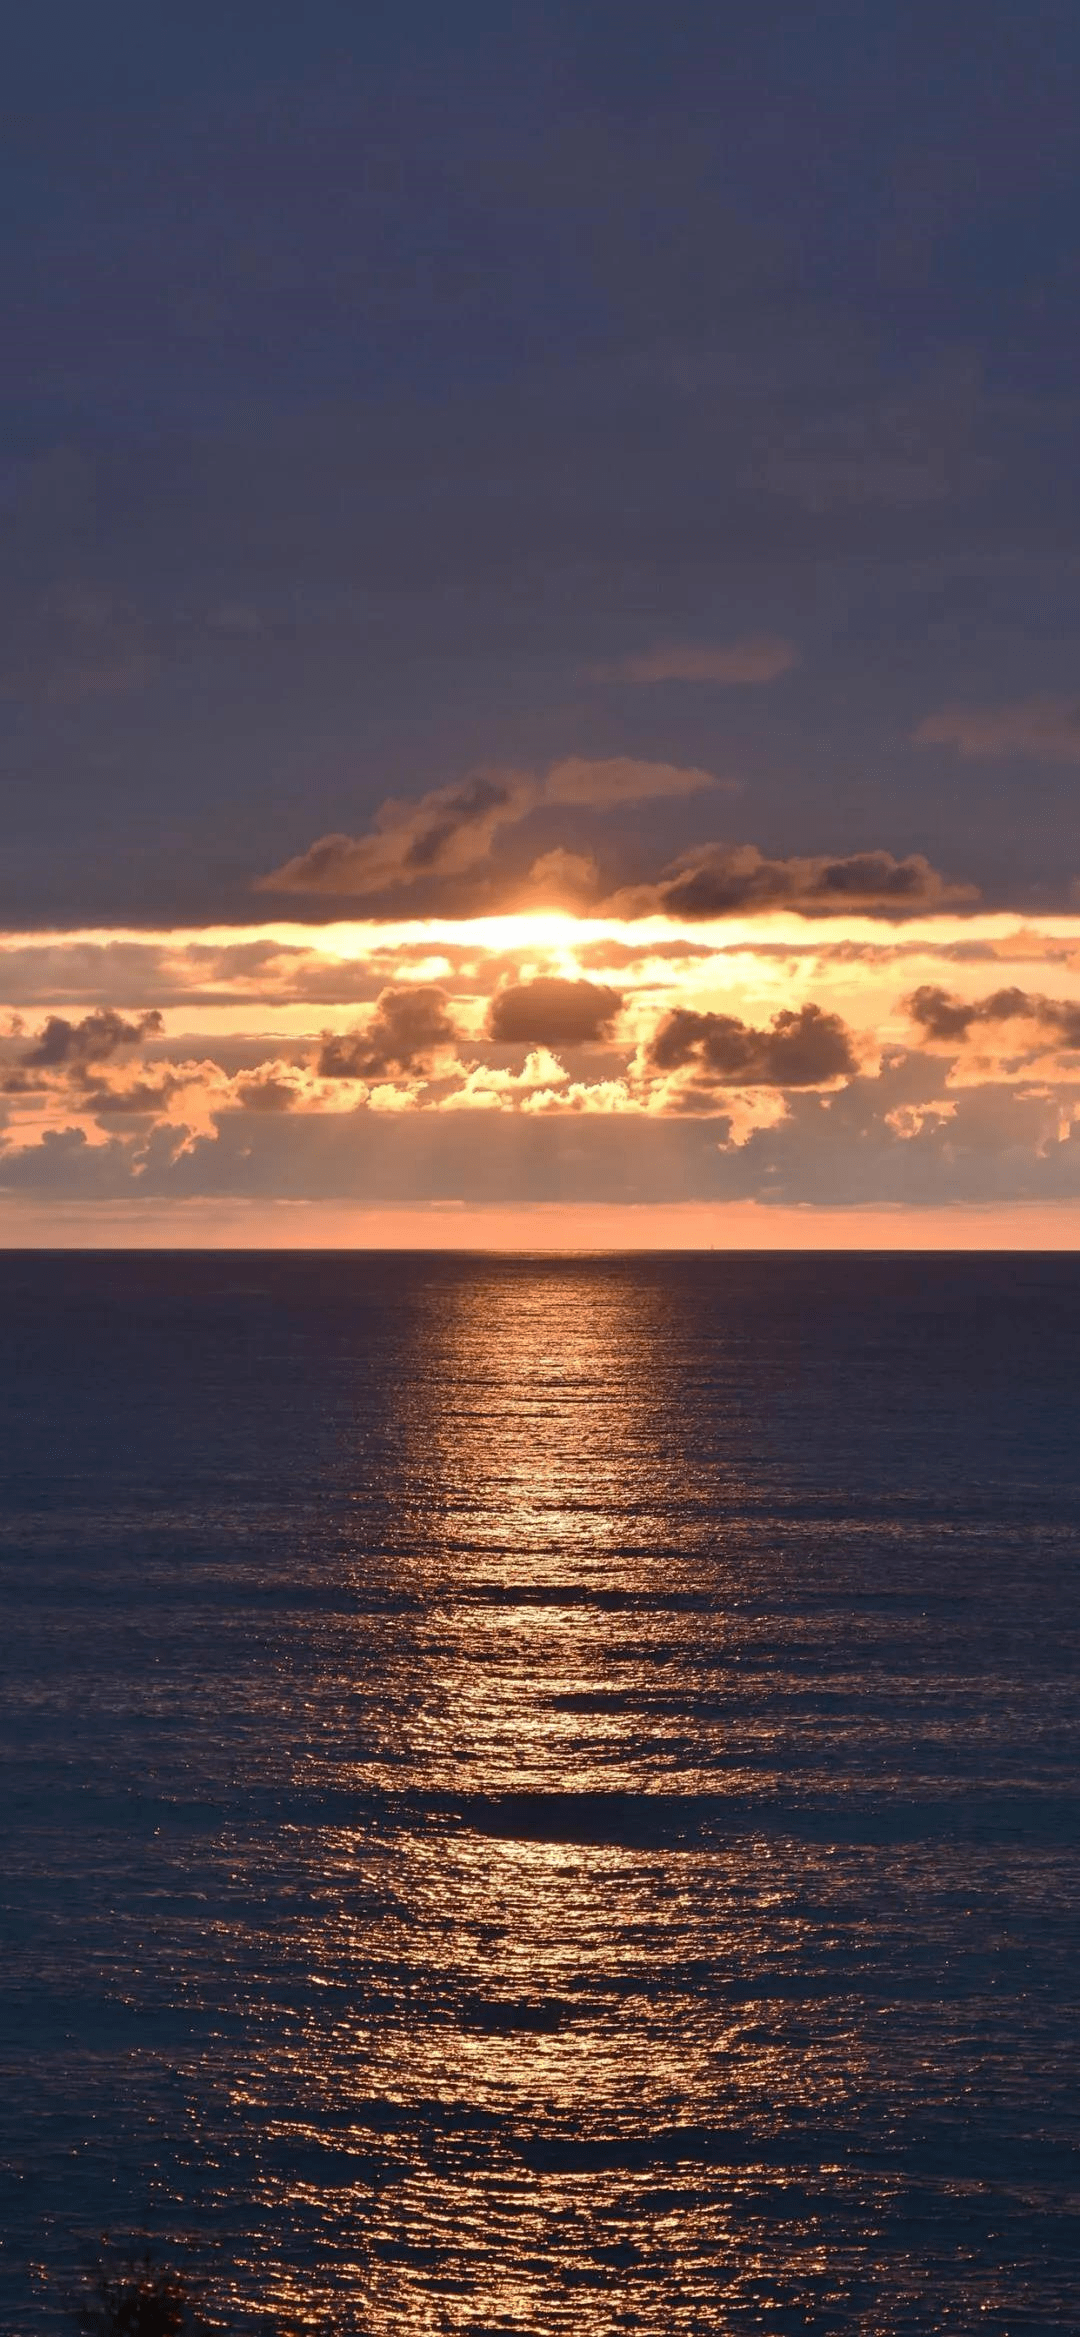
[1,1253,1078,2333]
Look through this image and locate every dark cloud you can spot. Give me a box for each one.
[648,1001,857,1087]
[908,984,990,1040]
[21,1007,163,1069]
[316,985,458,1079]
[260,773,532,898]
[909,983,1080,1047]
[77,1077,181,1115]
[612,842,974,919]
[230,1070,303,1113]
[488,977,623,1047]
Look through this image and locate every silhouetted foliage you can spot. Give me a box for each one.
[74,2249,204,2337]
[66,2238,374,2335]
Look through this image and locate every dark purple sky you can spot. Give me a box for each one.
[4,0,1080,925]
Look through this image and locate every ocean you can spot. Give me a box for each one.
[0,1251,1078,2333]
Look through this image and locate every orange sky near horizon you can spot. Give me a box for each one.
[3,1195,1080,1250]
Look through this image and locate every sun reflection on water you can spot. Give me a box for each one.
[219,1266,874,2332]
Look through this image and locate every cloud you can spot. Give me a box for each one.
[488,977,623,1047]
[909,983,1080,1048]
[75,1077,183,1116]
[20,1007,163,1070]
[524,848,600,905]
[229,1070,302,1113]
[259,758,720,899]
[316,985,459,1079]
[646,1001,857,1090]
[439,1047,570,1110]
[610,842,973,919]
[597,635,798,685]
[574,937,717,970]
[260,771,533,898]
[916,697,1080,763]
[543,756,719,806]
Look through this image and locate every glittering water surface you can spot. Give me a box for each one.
[1,1254,1079,2334]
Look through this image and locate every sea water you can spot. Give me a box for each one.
[0,1252,1078,2332]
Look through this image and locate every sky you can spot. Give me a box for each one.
[3,0,1080,1243]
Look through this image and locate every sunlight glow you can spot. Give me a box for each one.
[5,907,1080,1240]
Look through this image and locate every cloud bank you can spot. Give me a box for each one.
[259,759,970,928]
[5,904,1080,1228]
[609,844,972,920]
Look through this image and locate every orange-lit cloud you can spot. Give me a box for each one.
[524,848,599,905]
[260,770,533,897]
[4,906,1080,1232]
[260,756,720,901]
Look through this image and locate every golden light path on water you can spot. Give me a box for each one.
[213,1267,892,2333]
